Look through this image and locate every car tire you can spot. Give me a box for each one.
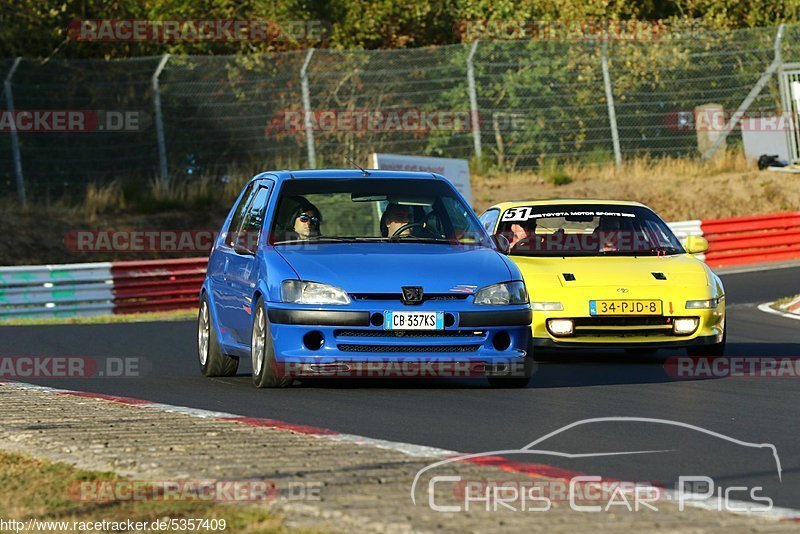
[686,330,726,357]
[198,295,239,377]
[251,298,292,388]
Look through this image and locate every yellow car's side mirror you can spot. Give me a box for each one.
[684,235,709,254]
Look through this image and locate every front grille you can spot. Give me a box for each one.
[570,316,674,338]
[337,344,481,353]
[335,329,484,338]
[350,293,469,302]
[573,328,671,338]
[574,317,672,327]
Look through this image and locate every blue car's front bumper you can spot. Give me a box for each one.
[265,302,531,378]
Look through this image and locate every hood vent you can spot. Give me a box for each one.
[562,273,576,282]
[652,272,667,280]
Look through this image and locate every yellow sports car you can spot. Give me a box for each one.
[479,200,725,356]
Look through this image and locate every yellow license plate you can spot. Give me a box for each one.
[589,300,662,315]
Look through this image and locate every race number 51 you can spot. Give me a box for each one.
[502,207,534,222]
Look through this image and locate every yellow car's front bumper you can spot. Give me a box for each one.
[531,305,725,349]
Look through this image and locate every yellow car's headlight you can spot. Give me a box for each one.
[686,296,724,309]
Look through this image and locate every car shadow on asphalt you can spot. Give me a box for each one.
[282,341,800,389]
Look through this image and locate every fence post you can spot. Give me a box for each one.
[467,40,482,161]
[152,54,170,184]
[4,57,25,205]
[703,23,785,160]
[601,40,622,167]
[300,48,316,168]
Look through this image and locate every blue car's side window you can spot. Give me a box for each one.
[225,183,256,248]
[238,186,271,252]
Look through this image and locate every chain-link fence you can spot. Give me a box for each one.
[1,24,798,201]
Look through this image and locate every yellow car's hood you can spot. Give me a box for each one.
[511,254,711,288]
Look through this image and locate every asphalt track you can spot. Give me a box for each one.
[2,265,799,511]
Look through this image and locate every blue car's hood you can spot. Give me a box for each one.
[275,243,513,293]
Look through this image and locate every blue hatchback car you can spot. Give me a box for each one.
[197,170,532,388]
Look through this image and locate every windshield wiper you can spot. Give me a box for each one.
[387,235,453,244]
[608,246,682,256]
[273,236,353,245]
[642,246,682,256]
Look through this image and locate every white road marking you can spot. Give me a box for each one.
[3,380,800,521]
[758,302,800,321]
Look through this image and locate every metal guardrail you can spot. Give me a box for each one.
[111,258,207,314]
[0,262,115,317]
[0,258,207,318]
[0,213,798,319]
[702,212,800,267]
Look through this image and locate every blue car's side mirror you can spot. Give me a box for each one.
[234,244,256,256]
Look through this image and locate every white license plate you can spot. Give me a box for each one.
[589,300,663,316]
[383,311,444,330]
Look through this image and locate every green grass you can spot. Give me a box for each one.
[539,160,573,186]
[772,294,800,308]
[0,451,286,533]
[579,147,616,166]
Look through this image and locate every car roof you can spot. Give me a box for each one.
[484,198,651,212]
[252,169,446,183]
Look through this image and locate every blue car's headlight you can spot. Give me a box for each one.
[281,280,351,305]
[473,281,528,306]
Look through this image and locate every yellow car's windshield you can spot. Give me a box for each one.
[497,204,685,257]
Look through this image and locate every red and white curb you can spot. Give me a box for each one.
[758,296,800,322]
[780,296,800,314]
[1,380,799,522]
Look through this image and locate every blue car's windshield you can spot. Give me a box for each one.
[270,178,489,247]
[497,204,685,257]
